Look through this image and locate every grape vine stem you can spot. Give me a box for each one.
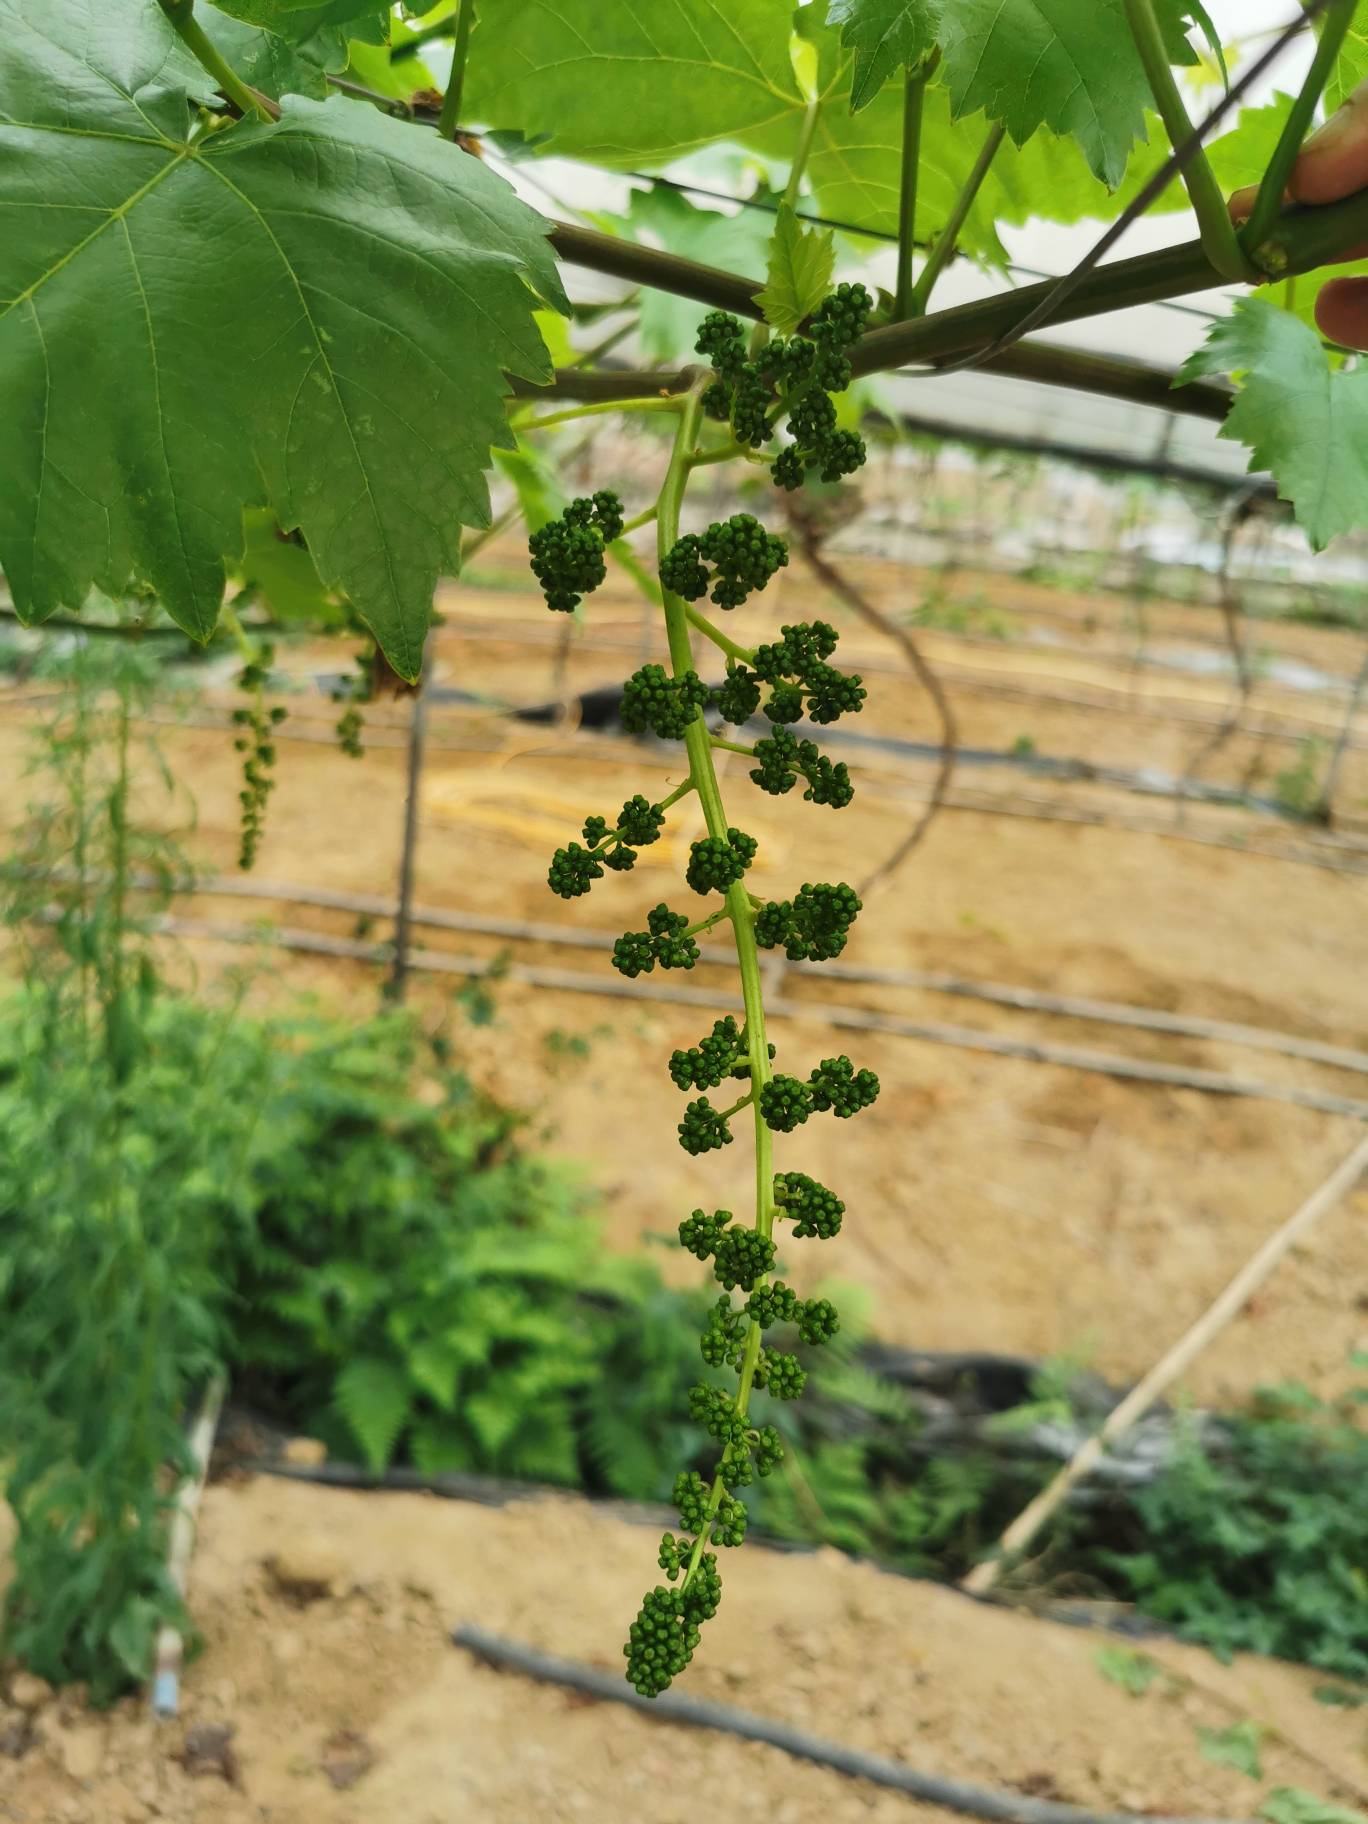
[437,0,477,142]
[1122,0,1253,282]
[894,64,929,320]
[156,0,275,121]
[657,381,775,1583]
[1240,0,1358,256]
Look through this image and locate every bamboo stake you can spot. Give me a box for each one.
[150,1372,226,1717]
[962,1132,1368,1596]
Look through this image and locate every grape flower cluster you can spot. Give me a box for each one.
[694,285,873,490]
[530,288,881,1699]
[528,491,625,612]
[232,641,288,871]
[660,513,788,610]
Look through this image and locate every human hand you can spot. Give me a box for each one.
[1231,79,1368,348]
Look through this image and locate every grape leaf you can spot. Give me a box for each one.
[746,14,1139,257]
[0,0,566,681]
[825,0,942,111]
[937,0,1205,189]
[756,204,836,334]
[346,33,437,104]
[1179,299,1368,551]
[235,510,342,625]
[1325,8,1368,113]
[200,5,350,99]
[769,12,1286,249]
[463,0,805,165]
[207,0,389,43]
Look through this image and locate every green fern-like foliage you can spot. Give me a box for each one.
[222,1011,605,1482]
[334,1358,412,1475]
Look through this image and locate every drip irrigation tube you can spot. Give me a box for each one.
[451,1624,1252,1824]
[144,914,1368,1122]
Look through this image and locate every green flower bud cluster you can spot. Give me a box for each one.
[773,1172,845,1239]
[685,827,757,895]
[715,620,865,821]
[660,514,788,611]
[754,1055,880,1132]
[612,904,702,980]
[232,641,288,872]
[669,1018,773,1091]
[547,794,666,899]
[693,287,872,491]
[528,491,625,613]
[755,881,862,962]
[670,1016,743,1091]
[533,306,876,1698]
[620,663,711,739]
[750,729,854,808]
[330,646,373,758]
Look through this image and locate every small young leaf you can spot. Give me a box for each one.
[1198,1721,1264,1781]
[463,0,805,166]
[1094,1646,1161,1696]
[403,1338,463,1413]
[825,0,942,111]
[464,1388,522,1455]
[1261,1791,1368,1824]
[756,204,836,336]
[1180,300,1368,553]
[1175,1,1226,84]
[1313,1686,1367,1709]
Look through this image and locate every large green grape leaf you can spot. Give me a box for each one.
[825,0,942,111]
[462,0,805,165]
[207,0,389,44]
[937,0,1207,189]
[0,0,566,681]
[1180,299,1368,551]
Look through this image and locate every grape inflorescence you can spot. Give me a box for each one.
[692,287,873,494]
[533,289,882,1699]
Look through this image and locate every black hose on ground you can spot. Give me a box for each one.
[451,1623,1250,1824]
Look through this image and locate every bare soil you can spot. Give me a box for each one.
[4,1473,1368,1824]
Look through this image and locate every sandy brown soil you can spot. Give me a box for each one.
[3,548,1366,1409]
[4,1473,1368,1824]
